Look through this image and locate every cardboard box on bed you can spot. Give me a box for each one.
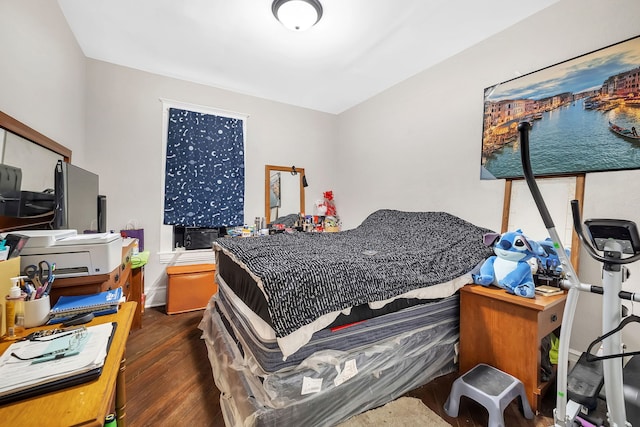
[166,263,217,314]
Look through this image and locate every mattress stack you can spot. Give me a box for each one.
[199,210,493,426]
[200,276,460,427]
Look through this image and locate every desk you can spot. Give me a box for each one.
[459,285,566,413]
[0,302,136,426]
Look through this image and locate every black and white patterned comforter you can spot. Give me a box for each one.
[214,210,493,339]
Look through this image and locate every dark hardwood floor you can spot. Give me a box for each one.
[125,307,565,426]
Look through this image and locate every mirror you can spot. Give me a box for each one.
[0,111,72,188]
[1,129,64,192]
[0,110,72,230]
[265,165,306,224]
[0,111,71,161]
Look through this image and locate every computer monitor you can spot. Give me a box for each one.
[54,160,100,232]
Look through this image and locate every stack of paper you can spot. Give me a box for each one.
[0,322,115,403]
[48,288,123,324]
[534,285,564,296]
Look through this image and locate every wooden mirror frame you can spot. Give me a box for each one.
[0,111,72,162]
[0,110,72,231]
[264,164,306,225]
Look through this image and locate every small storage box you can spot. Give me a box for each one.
[166,264,217,314]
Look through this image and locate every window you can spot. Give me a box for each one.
[160,100,248,252]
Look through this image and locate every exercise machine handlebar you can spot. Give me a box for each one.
[518,121,555,229]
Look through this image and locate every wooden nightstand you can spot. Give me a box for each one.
[459,284,566,413]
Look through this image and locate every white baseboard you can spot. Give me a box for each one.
[145,285,167,308]
[568,348,582,365]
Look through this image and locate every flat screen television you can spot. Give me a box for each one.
[53,160,100,232]
[480,34,640,180]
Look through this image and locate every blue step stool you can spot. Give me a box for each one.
[444,363,534,427]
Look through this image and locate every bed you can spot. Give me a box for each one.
[199,209,493,426]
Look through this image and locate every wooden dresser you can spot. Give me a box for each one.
[459,284,566,413]
[48,239,143,329]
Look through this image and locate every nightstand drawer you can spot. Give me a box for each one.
[538,297,565,337]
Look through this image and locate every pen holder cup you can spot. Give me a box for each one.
[24,295,51,328]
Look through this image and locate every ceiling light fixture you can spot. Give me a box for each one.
[272,0,323,31]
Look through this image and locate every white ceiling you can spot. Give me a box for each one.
[57,0,558,114]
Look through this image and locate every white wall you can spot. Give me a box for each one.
[336,0,640,354]
[0,1,86,164]
[82,60,337,306]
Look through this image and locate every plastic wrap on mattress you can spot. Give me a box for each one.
[199,303,458,427]
[215,286,459,376]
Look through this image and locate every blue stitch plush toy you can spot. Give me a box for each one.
[536,237,570,275]
[473,229,545,298]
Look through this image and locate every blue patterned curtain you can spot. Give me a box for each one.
[164,108,245,227]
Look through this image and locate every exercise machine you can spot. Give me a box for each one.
[518,121,640,426]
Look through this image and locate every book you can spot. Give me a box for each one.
[48,288,123,323]
[0,322,116,404]
[48,306,119,325]
[535,285,564,296]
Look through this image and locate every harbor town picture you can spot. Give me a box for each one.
[481,35,640,180]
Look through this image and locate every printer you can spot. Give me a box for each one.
[2,230,123,278]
